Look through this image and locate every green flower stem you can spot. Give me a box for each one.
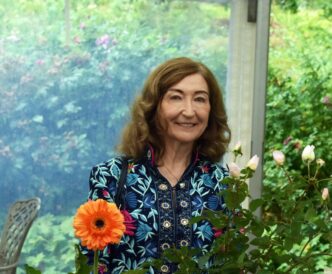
[93,250,98,274]
[317,178,332,184]
[313,165,320,180]
[281,165,293,184]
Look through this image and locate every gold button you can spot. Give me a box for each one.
[161,265,169,273]
[180,200,188,208]
[163,220,171,228]
[180,218,189,226]
[180,240,189,246]
[161,202,170,209]
[161,243,170,250]
[159,184,168,191]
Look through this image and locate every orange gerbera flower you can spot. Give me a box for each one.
[73,199,126,251]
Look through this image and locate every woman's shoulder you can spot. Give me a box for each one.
[90,156,129,180]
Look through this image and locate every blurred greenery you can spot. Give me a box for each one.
[0,0,229,216]
[18,214,77,274]
[265,3,332,202]
[263,2,332,271]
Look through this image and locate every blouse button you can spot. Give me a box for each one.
[161,202,170,209]
[180,200,188,208]
[161,242,170,250]
[180,218,189,226]
[180,240,189,247]
[159,184,168,191]
[163,220,172,229]
[179,182,186,189]
[160,265,169,273]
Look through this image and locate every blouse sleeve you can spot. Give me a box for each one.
[80,158,123,269]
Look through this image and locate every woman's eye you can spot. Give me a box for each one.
[170,95,182,100]
[195,97,207,103]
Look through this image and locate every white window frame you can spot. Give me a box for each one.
[226,0,271,215]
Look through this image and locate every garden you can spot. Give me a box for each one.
[0,0,331,273]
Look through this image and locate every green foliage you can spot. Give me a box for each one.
[265,4,332,270]
[25,265,42,274]
[265,1,332,218]
[26,244,93,274]
[18,215,77,274]
[274,0,332,17]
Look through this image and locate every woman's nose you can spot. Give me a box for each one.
[182,100,195,117]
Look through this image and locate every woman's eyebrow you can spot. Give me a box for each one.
[168,88,209,95]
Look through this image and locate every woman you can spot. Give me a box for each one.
[82,57,231,273]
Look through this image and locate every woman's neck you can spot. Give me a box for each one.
[157,142,194,186]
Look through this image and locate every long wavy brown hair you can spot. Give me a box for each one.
[117,57,231,162]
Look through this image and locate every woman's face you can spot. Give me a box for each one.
[158,73,211,147]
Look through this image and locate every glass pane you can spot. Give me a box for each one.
[0,0,230,272]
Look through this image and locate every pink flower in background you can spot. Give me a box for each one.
[73,36,81,44]
[322,188,329,200]
[322,96,331,106]
[272,150,285,166]
[228,162,241,178]
[80,22,86,29]
[96,34,110,48]
[35,59,45,65]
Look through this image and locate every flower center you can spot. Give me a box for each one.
[95,218,105,229]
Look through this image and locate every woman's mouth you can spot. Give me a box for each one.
[176,122,196,127]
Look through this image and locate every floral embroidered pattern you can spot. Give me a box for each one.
[81,149,228,273]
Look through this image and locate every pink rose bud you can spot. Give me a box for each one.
[272,150,285,166]
[228,162,241,178]
[322,188,329,200]
[246,155,259,171]
[301,145,315,162]
[316,159,325,167]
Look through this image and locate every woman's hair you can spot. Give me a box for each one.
[117,57,231,162]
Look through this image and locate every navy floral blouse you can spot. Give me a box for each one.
[82,148,228,274]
